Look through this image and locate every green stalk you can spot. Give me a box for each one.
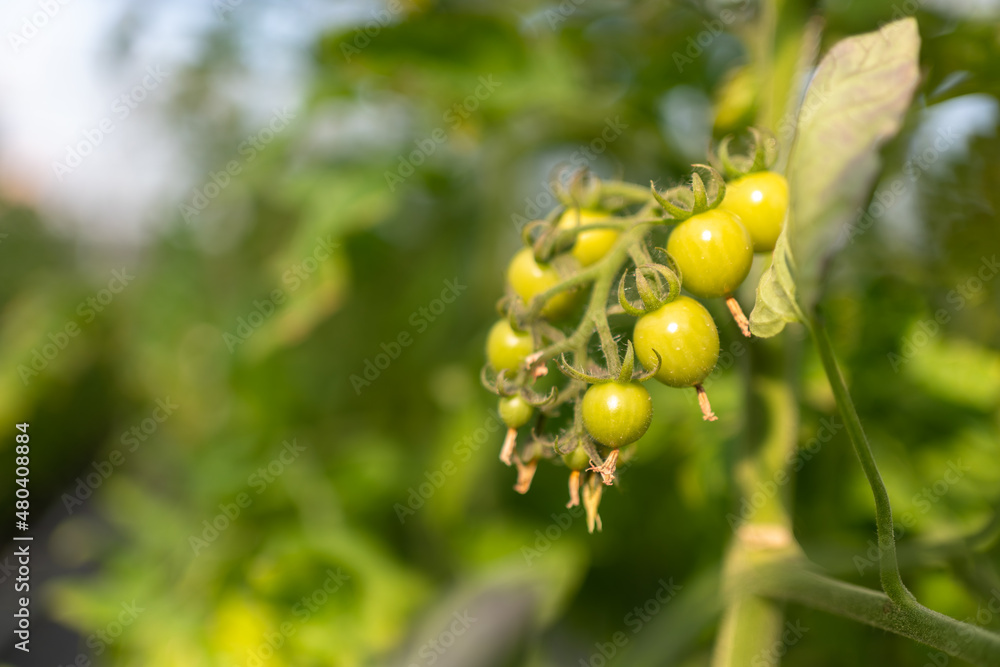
[810,314,915,606]
[712,336,802,667]
[751,563,1000,666]
[600,180,657,205]
[529,224,650,366]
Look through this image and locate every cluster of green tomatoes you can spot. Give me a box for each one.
[482,131,789,531]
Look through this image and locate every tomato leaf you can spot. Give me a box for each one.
[750,226,804,337]
[750,18,921,337]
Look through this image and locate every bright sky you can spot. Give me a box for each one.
[0,0,997,245]
[0,0,363,244]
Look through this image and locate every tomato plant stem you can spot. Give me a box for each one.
[752,563,1000,666]
[600,180,658,205]
[528,224,651,369]
[811,314,916,607]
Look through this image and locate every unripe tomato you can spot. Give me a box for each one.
[633,296,720,388]
[581,382,653,449]
[499,395,533,429]
[507,247,578,318]
[719,172,789,252]
[486,320,533,371]
[666,209,753,298]
[556,209,620,266]
[562,446,591,471]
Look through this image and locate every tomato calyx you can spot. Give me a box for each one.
[617,261,681,317]
[558,340,658,385]
[714,126,777,179]
[480,364,559,403]
[588,449,620,487]
[650,164,727,221]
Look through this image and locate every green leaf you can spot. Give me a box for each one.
[749,227,803,337]
[750,18,921,337]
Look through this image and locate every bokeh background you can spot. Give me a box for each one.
[1,0,999,665]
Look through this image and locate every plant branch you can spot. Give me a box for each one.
[811,313,915,607]
[750,561,1000,666]
[600,180,658,205]
[527,224,650,368]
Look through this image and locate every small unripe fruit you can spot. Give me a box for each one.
[633,296,720,388]
[562,446,592,471]
[667,209,753,298]
[499,395,533,429]
[581,382,653,449]
[720,171,789,252]
[556,209,620,266]
[486,320,533,372]
[507,247,578,318]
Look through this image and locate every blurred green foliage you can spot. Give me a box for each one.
[1,1,999,666]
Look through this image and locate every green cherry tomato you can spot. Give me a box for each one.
[666,209,753,298]
[581,382,653,449]
[486,320,533,371]
[633,296,720,388]
[720,171,789,252]
[499,395,533,429]
[507,247,577,318]
[556,209,620,266]
[562,446,591,470]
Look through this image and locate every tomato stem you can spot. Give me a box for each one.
[512,455,537,494]
[499,428,517,466]
[725,295,752,337]
[695,384,718,422]
[811,313,916,607]
[566,470,581,508]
